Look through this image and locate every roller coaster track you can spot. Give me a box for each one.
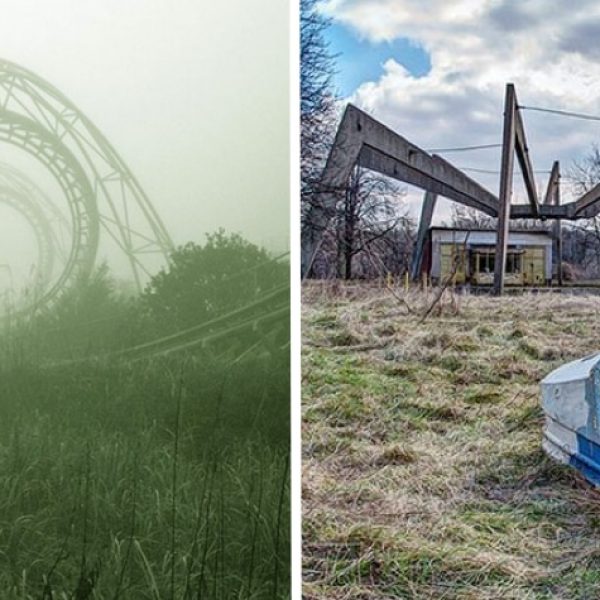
[43,280,290,366]
[0,162,69,290]
[0,58,173,313]
[27,248,290,367]
[121,282,289,360]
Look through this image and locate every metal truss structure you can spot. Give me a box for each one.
[0,162,71,289]
[303,84,600,294]
[0,58,173,313]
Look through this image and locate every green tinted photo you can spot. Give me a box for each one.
[0,1,289,598]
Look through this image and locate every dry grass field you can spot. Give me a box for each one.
[302,282,600,599]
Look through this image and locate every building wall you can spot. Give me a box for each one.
[429,229,553,284]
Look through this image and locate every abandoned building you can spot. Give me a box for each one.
[422,227,554,286]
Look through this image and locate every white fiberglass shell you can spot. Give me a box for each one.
[541,353,600,467]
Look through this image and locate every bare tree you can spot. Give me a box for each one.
[300,0,337,236]
[449,204,553,235]
[337,166,409,279]
[449,205,495,229]
[300,3,412,279]
[567,145,600,277]
[307,185,414,280]
[371,216,416,277]
[571,145,600,193]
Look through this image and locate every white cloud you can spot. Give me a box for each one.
[321,0,600,219]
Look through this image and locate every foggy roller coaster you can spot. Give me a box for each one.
[0,58,173,315]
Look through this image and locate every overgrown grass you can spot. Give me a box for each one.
[0,350,289,598]
[303,282,600,599]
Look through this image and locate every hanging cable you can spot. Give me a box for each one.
[459,167,500,174]
[519,105,600,122]
[426,143,502,153]
[459,166,551,175]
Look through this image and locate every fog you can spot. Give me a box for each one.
[0,0,289,293]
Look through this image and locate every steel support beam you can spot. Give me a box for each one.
[493,83,517,296]
[410,191,437,281]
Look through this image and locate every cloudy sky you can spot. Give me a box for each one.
[0,0,288,284]
[321,0,600,221]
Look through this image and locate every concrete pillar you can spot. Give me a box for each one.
[544,161,562,286]
[493,84,517,296]
[410,191,437,281]
[555,166,563,286]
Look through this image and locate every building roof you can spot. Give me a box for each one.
[429,226,552,237]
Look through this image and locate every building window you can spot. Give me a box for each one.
[475,250,521,275]
[506,252,522,274]
[478,252,495,274]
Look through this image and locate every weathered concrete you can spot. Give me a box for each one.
[410,191,437,281]
[544,161,562,285]
[493,83,517,295]
[514,104,539,217]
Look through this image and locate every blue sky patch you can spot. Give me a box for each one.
[326,22,431,97]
